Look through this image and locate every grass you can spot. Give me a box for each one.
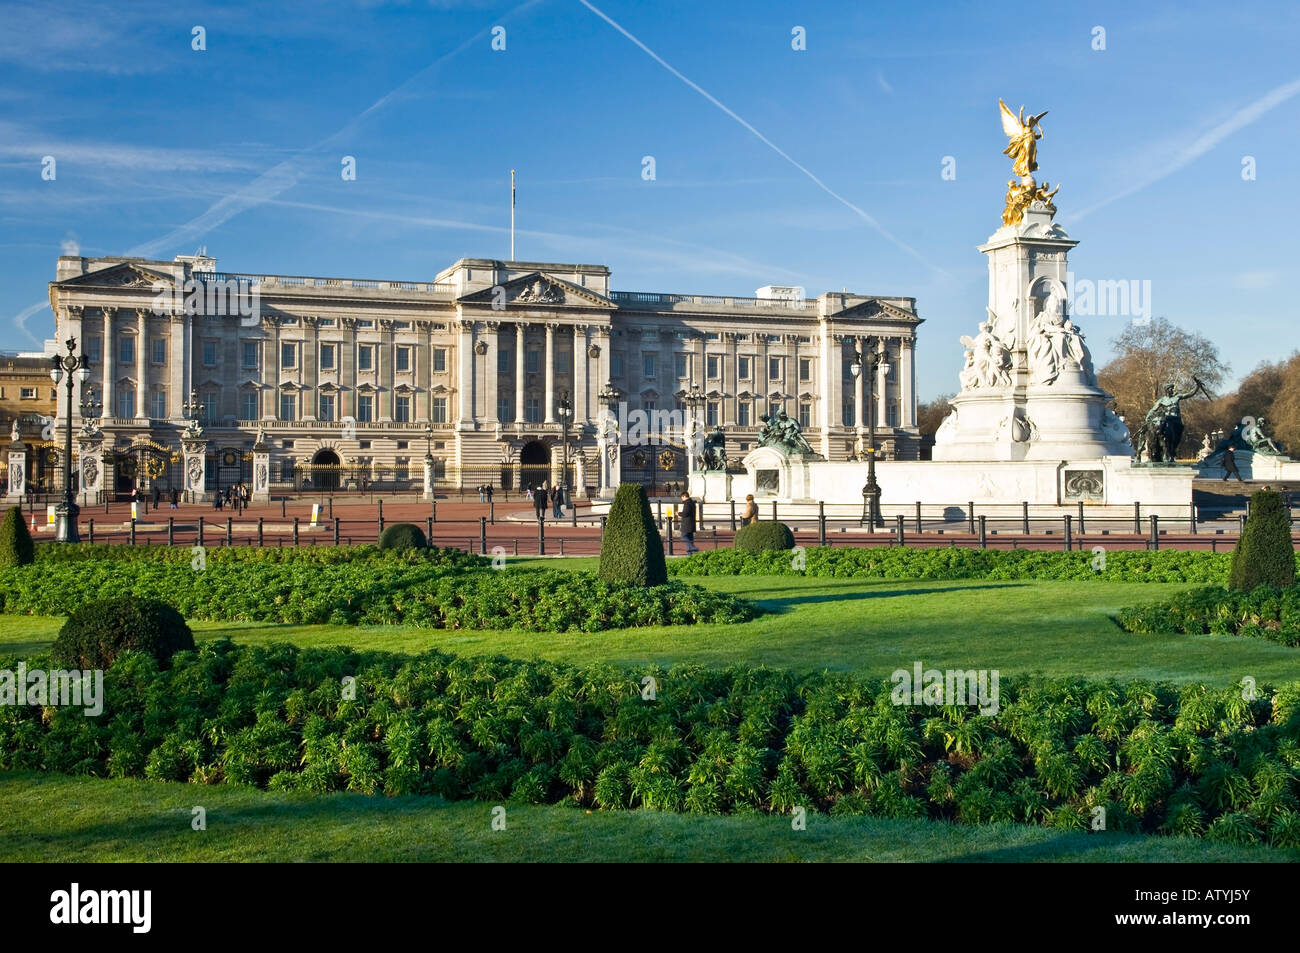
[3,559,1297,687]
[2,771,1291,863]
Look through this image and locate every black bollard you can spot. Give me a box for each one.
[480,516,487,554]
[167,518,174,546]
[1150,514,1160,550]
[818,501,826,546]
[967,502,976,536]
[1022,501,1030,536]
[1063,514,1072,551]
[978,515,987,549]
[293,517,300,545]
[538,514,546,555]
[729,501,736,531]
[896,514,905,546]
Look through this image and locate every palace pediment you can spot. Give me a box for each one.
[831,298,922,324]
[458,272,613,310]
[56,262,173,291]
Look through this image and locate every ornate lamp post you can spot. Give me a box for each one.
[850,340,891,529]
[557,390,573,503]
[596,380,622,498]
[49,337,92,542]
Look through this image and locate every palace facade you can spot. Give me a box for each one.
[48,254,922,498]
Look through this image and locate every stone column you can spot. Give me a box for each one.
[422,453,435,500]
[544,323,556,423]
[251,439,270,503]
[303,316,319,421]
[457,320,474,425]
[378,321,393,423]
[135,309,148,419]
[102,307,116,420]
[854,335,866,429]
[573,325,589,427]
[485,322,501,424]
[514,323,526,427]
[818,320,832,457]
[902,336,915,427]
[877,344,889,428]
[183,437,209,503]
[169,314,187,423]
[6,437,27,504]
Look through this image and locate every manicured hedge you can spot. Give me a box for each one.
[3,641,1298,847]
[1230,491,1296,591]
[52,596,194,669]
[0,506,34,567]
[1118,585,1300,646]
[733,521,795,552]
[599,483,667,586]
[668,546,1265,584]
[0,549,754,630]
[379,522,427,551]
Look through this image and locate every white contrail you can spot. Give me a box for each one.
[1070,76,1300,222]
[575,0,943,276]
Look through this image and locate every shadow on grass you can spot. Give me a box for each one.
[758,582,1026,611]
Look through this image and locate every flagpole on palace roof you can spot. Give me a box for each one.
[510,169,516,261]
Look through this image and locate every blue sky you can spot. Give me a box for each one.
[1,0,1297,400]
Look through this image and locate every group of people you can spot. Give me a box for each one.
[528,484,567,519]
[476,484,495,504]
[212,483,250,511]
[672,492,760,555]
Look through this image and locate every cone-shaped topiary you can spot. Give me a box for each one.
[379,522,427,550]
[598,483,667,586]
[734,520,795,551]
[52,596,194,669]
[1228,490,1295,590]
[0,505,34,567]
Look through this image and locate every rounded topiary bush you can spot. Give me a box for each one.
[1229,490,1295,591]
[379,522,427,550]
[0,505,34,567]
[52,596,194,669]
[598,483,667,586]
[734,521,795,552]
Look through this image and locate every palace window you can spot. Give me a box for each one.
[149,390,166,419]
[358,345,373,372]
[769,357,782,381]
[526,350,539,373]
[356,320,374,329]
[497,395,513,422]
[319,394,335,422]
[320,344,336,370]
[118,336,135,365]
[240,391,259,420]
[395,395,411,422]
[19,387,35,400]
[152,338,167,365]
[706,355,720,379]
[842,401,855,428]
[117,390,135,418]
[738,356,750,380]
[357,395,373,422]
[279,393,296,421]
[396,346,411,373]
[800,358,812,381]
[86,336,102,364]
[610,353,623,378]
[431,397,447,424]
[281,342,297,369]
[434,348,447,372]
[242,341,259,368]
[498,349,511,374]
[525,397,541,423]
[799,402,812,429]
[642,353,656,379]
[674,353,687,379]
[706,401,718,427]
[889,402,899,427]
[738,402,751,427]
[203,341,218,367]
[318,318,336,328]
[201,392,218,424]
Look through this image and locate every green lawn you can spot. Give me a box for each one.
[2,772,1291,863]
[4,560,1297,687]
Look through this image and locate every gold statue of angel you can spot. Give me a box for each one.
[999,99,1048,178]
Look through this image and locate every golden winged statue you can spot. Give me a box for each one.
[999,99,1047,178]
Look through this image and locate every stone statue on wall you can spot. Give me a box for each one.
[1135,379,1211,462]
[9,420,19,444]
[1027,291,1095,386]
[697,426,728,471]
[758,410,816,457]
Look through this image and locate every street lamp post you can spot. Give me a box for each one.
[850,340,891,529]
[683,382,706,470]
[49,337,92,543]
[557,390,573,504]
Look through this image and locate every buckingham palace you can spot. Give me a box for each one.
[45,252,923,500]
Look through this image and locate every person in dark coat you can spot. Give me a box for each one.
[678,491,698,554]
[534,485,548,520]
[551,484,564,518]
[1221,443,1244,482]
[152,486,161,507]
[170,487,179,510]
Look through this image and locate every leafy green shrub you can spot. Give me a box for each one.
[378,522,427,551]
[51,596,194,669]
[3,642,1297,847]
[598,483,667,586]
[1229,490,1295,591]
[733,521,795,552]
[670,546,1268,584]
[1117,585,1300,646]
[0,506,34,567]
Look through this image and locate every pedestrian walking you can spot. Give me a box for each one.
[679,491,698,554]
[478,485,486,503]
[1221,443,1244,482]
[741,493,758,526]
[533,485,547,520]
[170,487,179,510]
[552,484,564,518]
[485,484,494,503]
[152,486,161,508]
